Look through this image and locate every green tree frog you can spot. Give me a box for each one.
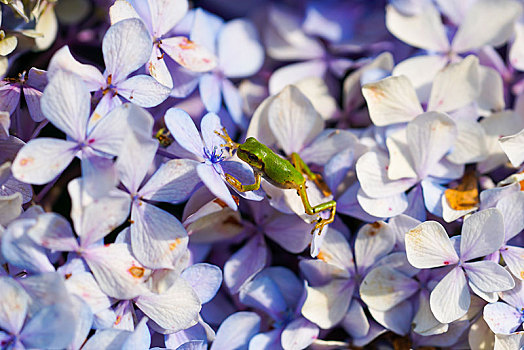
[216,128,336,234]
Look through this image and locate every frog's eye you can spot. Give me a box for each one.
[248,154,259,163]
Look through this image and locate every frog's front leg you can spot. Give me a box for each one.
[291,152,332,197]
[225,172,262,192]
[215,127,238,156]
[297,184,336,234]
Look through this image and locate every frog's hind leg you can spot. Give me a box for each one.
[225,172,262,192]
[297,184,337,235]
[291,152,332,197]
[215,127,239,156]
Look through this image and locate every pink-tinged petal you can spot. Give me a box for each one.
[0,82,20,115]
[268,85,323,155]
[147,0,188,37]
[360,266,419,311]
[181,263,222,304]
[164,107,205,159]
[224,234,267,293]
[460,208,504,261]
[451,0,522,53]
[78,192,131,248]
[147,46,173,88]
[47,46,105,91]
[464,261,515,293]
[2,219,55,273]
[500,128,524,167]
[65,272,112,314]
[12,138,78,185]
[412,290,448,336]
[41,70,91,140]
[385,3,450,51]
[268,60,327,95]
[501,246,524,281]
[483,302,522,334]
[362,75,422,126]
[405,221,459,269]
[218,19,264,78]
[392,55,448,103]
[497,192,524,241]
[130,200,188,269]
[83,243,151,300]
[0,276,30,334]
[109,0,141,24]
[357,189,409,218]
[281,317,319,350]
[429,266,469,323]
[264,213,311,254]
[117,75,170,107]
[341,301,370,338]
[221,79,243,124]
[199,73,222,113]
[427,56,480,113]
[369,300,413,336]
[196,164,237,210]
[22,86,45,122]
[301,279,354,329]
[239,276,288,320]
[211,312,260,350]
[135,277,200,332]
[27,213,79,251]
[406,111,458,178]
[356,151,417,198]
[140,158,200,203]
[103,18,152,83]
[162,36,218,72]
[355,221,395,275]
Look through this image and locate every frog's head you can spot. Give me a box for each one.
[237,137,265,170]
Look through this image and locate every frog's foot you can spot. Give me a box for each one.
[155,128,173,147]
[214,127,238,156]
[311,173,332,197]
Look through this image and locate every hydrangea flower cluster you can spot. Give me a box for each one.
[4,0,524,349]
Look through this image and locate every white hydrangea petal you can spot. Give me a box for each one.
[460,208,504,261]
[429,266,470,324]
[405,221,459,268]
[451,0,522,53]
[464,261,515,293]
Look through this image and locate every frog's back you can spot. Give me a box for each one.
[259,146,304,189]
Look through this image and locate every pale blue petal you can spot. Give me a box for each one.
[224,234,267,293]
[222,79,244,125]
[165,107,205,159]
[239,276,288,321]
[117,75,171,107]
[211,312,261,350]
[197,163,237,210]
[199,73,222,113]
[20,304,75,349]
[281,317,318,350]
[181,263,223,304]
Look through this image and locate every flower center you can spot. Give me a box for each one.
[204,146,225,164]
